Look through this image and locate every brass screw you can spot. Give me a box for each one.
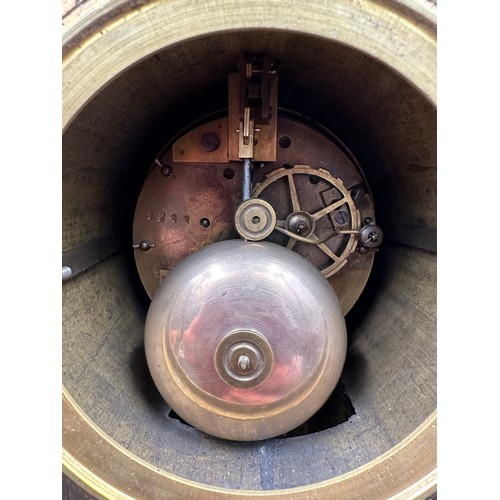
[200,132,220,152]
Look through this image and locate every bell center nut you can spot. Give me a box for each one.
[144,239,347,441]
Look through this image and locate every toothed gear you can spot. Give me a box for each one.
[252,165,360,278]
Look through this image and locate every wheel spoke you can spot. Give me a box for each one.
[311,197,345,221]
[317,242,339,262]
[287,173,301,212]
[286,237,298,250]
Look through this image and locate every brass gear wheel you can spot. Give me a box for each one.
[253,164,361,278]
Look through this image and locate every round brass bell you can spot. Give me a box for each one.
[144,239,347,441]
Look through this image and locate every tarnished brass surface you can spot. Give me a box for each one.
[228,71,278,162]
[63,0,436,497]
[132,157,242,297]
[133,115,375,314]
[172,118,230,163]
[62,1,436,132]
[63,387,436,498]
[253,165,361,278]
[234,199,277,241]
[144,240,347,441]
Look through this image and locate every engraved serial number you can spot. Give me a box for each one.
[147,211,190,224]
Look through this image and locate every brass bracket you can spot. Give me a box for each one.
[228,55,278,162]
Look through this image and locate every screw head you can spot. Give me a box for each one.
[200,132,220,152]
[200,218,211,229]
[161,165,173,177]
[139,240,154,251]
[286,211,315,237]
[237,355,251,371]
[224,168,235,179]
[335,211,349,225]
[279,136,292,148]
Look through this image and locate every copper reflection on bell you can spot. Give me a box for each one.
[145,240,347,441]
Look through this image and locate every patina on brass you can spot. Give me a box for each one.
[145,240,347,441]
[253,165,361,278]
[133,116,375,314]
[228,56,279,162]
[234,198,277,241]
[63,0,436,497]
[214,329,275,388]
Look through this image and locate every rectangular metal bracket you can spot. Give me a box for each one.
[228,60,278,162]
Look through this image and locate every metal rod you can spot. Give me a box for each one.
[62,235,121,282]
[274,224,359,245]
[242,158,252,200]
[62,266,73,281]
